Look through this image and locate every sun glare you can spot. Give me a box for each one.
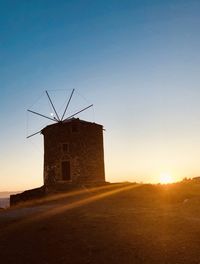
[159,172,173,184]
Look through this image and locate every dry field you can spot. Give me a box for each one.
[0,182,200,264]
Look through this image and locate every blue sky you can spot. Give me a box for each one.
[1,0,200,190]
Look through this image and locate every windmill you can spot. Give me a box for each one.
[27,89,105,187]
[27,89,93,138]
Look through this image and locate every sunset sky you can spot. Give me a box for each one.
[1,0,200,191]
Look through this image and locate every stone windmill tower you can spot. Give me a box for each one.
[27,89,105,188]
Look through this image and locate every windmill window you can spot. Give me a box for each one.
[62,143,69,152]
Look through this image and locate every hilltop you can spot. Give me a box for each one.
[0,182,200,264]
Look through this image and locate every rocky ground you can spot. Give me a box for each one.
[0,182,200,264]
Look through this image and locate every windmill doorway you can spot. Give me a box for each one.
[61,161,71,181]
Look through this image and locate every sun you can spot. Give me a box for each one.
[159,172,174,184]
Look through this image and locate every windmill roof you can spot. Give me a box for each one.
[63,117,103,126]
[41,118,103,133]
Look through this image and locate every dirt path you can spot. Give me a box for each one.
[0,183,200,264]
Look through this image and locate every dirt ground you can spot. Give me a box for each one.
[0,182,200,264]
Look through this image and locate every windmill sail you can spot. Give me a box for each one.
[27,89,93,138]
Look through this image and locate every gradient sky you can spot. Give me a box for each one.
[1,0,200,191]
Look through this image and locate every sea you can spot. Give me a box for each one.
[0,192,21,209]
[0,197,10,208]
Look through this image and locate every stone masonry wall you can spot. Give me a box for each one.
[42,119,105,186]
